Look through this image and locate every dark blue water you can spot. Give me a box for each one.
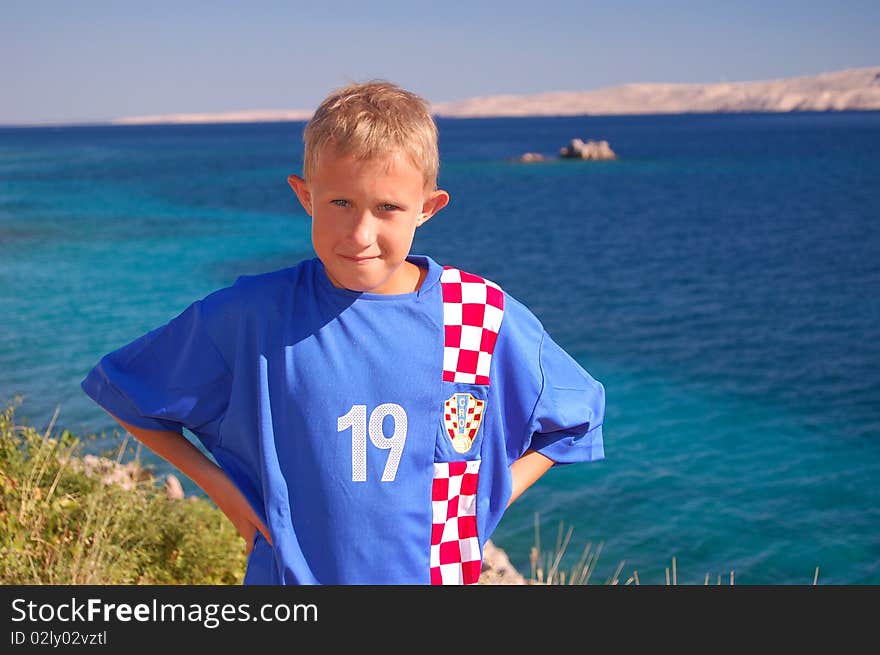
[2,112,879,584]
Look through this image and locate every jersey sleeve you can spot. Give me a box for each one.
[526,330,606,464]
[80,291,234,448]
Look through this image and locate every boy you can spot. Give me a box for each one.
[81,80,605,585]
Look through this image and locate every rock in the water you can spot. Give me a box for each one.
[517,152,545,163]
[559,138,616,160]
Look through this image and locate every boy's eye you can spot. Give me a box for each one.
[329,200,399,212]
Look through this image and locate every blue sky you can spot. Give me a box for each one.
[2,0,878,125]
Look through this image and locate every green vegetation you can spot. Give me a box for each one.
[526,516,773,585]
[0,398,246,584]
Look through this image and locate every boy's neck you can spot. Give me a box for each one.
[412,260,428,292]
[396,259,427,293]
[321,258,428,295]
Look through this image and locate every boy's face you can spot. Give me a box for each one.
[288,146,449,294]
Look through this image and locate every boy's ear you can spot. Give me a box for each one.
[417,189,450,227]
[287,174,312,216]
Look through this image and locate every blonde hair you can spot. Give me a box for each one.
[302,80,439,189]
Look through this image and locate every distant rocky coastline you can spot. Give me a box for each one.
[432,66,880,118]
[109,66,880,126]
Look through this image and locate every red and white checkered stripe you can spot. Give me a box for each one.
[440,267,505,385]
[430,460,482,585]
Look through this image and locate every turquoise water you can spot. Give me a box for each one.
[2,112,879,584]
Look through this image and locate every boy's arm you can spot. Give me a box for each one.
[106,412,272,553]
[507,448,554,508]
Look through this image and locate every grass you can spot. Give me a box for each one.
[0,397,246,584]
[527,513,822,585]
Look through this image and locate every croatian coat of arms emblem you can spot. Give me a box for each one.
[443,393,485,453]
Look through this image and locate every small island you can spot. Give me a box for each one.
[559,137,616,160]
[516,137,617,163]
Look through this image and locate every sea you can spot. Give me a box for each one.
[1,111,878,585]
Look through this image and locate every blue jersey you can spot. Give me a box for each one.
[81,254,605,585]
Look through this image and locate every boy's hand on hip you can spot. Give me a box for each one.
[212,487,273,555]
[107,414,274,556]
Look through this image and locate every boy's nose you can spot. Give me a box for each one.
[348,210,377,246]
